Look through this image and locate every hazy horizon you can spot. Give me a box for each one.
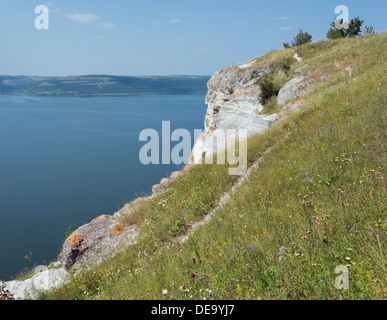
[0,73,212,77]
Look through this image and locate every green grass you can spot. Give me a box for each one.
[41,33,386,300]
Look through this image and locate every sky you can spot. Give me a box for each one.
[0,0,386,76]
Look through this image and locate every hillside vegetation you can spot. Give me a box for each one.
[43,33,386,300]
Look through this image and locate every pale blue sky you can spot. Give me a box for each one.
[0,0,386,76]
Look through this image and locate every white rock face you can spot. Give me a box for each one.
[191,64,278,164]
[4,267,70,300]
[191,59,318,164]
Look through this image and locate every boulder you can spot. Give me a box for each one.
[4,267,70,300]
[58,214,137,271]
[294,64,309,74]
[277,76,312,105]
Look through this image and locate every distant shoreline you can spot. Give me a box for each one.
[0,92,208,98]
[0,75,211,97]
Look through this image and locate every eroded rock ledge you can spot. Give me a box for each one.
[191,59,315,163]
[58,215,137,272]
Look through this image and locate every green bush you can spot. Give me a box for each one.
[327,17,364,40]
[364,26,376,36]
[259,78,279,105]
[291,30,312,46]
[281,58,292,75]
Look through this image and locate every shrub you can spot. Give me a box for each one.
[281,58,292,75]
[259,78,278,105]
[327,17,364,39]
[291,30,312,46]
[364,26,376,36]
[249,70,259,81]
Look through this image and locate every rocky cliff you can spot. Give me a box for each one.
[191,54,315,163]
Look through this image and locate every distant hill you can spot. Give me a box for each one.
[0,75,211,96]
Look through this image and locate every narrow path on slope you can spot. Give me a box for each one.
[174,133,291,244]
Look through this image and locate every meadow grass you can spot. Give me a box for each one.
[42,33,386,300]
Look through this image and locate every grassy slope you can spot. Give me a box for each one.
[43,33,386,300]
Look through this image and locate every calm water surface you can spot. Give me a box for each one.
[0,94,206,280]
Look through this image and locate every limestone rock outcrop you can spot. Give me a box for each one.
[191,65,279,163]
[58,214,137,272]
[4,267,70,300]
[191,60,317,164]
[277,75,314,105]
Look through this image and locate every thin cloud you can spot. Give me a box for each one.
[277,17,289,21]
[196,47,209,54]
[96,22,115,28]
[279,27,291,31]
[66,12,100,23]
[152,19,182,24]
[45,3,60,13]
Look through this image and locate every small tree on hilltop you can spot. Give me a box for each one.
[346,17,364,37]
[291,30,312,46]
[364,25,376,36]
[327,17,364,39]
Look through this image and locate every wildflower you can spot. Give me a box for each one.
[191,257,197,264]
[312,263,317,267]
[190,271,196,278]
[345,257,351,261]
[162,289,168,296]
